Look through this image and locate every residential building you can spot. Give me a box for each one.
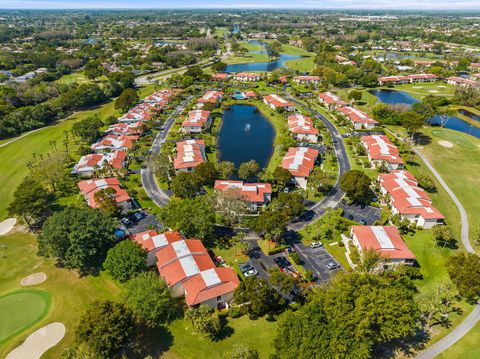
[214,180,272,211]
[361,135,404,170]
[318,92,348,110]
[293,76,321,85]
[282,147,319,189]
[91,134,138,153]
[347,226,416,267]
[233,72,261,82]
[77,177,131,211]
[336,106,379,129]
[263,94,295,111]
[198,90,223,105]
[407,73,439,83]
[132,230,184,266]
[155,239,239,308]
[379,170,445,229]
[445,76,480,88]
[287,114,319,142]
[71,151,127,176]
[174,139,206,172]
[377,75,410,86]
[212,73,230,81]
[182,110,212,133]
[105,121,143,136]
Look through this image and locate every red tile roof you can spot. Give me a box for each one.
[378,75,410,82]
[234,73,261,79]
[132,230,184,252]
[318,92,348,107]
[182,110,211,129]
[446,77,480,87]
[91,134,138,152]
[105,121,143,136]
[198,90,223,103]
[77,177,130,208]
[73,150,127,174]
[379,170,445,220]
[337,106,379,125]
[408,73,438,80]
[214,180,272,203]
[212,73,229,80]
[173,139,206,170]
[294,75,320,82]
[263,94,294,108]
[282,147,319,177]
[352,226,415,260]
[287,114,318,136]
[361,135,404,165]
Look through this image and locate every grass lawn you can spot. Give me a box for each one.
[215,27,229,37]
[437,315,480,359]
[162,315,276,359]
[280,44,315,73]
[0,231,120,358]
[0,288,52,343]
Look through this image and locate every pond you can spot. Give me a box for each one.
[369,89,420,106]
[458,109,480,123]
[216,104,275,168]
[428,115,480,139]
[225,40,303,73]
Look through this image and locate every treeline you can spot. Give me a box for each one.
[0,72,135,139]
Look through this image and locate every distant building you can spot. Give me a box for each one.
[72,151,127,176]
[132,230,184,266]
[214,180,272,211]
[91,134,138,153]
[445,76,480,89]
[318,92,348,110]
[233,72,261,82]
[336,106,379,129]
[198,90,223,105]
[293,76,321,85]
[212,73,230,81]
[377,75,410,86]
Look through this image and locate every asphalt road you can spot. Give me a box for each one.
[140,96,193,207]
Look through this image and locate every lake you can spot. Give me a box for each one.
[369,89,420,106]
[216,104,275,168]
[429,115,480,139]
[458,109,480,123]
[225,40,303,72]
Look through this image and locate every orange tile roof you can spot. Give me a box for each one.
[182,110,211,129]
[361,135,404,165]
[282,147,318,177]
[263,94,294,108]
[173,139,206,170]
[77,177,130,208]
[337,106,379,125]
[214,180,272,203]
[132,230,184,252]
[287,114,318,136]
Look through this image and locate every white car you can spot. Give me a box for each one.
[310,242,323,249]
[243,269,258,277]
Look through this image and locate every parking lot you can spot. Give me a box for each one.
[120,211,162,235]
[340,203,381,225]
[293,242,342,282]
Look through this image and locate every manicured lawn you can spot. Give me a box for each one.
[284,57,315,72]
[162,315,276,359]
[437,316,480,359]
[0,232,120,358]
[0,289,52,343]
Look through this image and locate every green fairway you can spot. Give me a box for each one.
[0,289,52,343]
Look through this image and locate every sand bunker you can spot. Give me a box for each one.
[20,273,47,286]
[0,218,16,236]
[6,322,66,359]
[429,90,439,93]
[439,140,454,148]
[412,86,423,89]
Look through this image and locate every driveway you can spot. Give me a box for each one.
[140,96,193,207]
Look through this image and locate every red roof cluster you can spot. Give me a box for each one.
[214,180,272,203]
[361,135,404,166]
[337,106,379,126]
[379,170,444,220]
[72,150,127,174]
[378,75,410,82]
[234,72,261,80]
[91,134,139,152]
[174,139,206,170]
[132,230,184,252]
[105,121,143,136]
[282,147,319,177]
[446,76,480,88]
[408,73,438,80]
[212,73,230,80]
[77,177,130,208]
[155,239,239,306]
[287,114,318,136]
[198,90,223,103]
[263,94,294,108]
[318,92,348,107]
[351,226,415,260]
[182,110,211,129]
[293,75,320,82]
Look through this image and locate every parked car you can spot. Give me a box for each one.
[121,217,131,226]
[243,269,258,277]
[359,219,367,225]
[133,212,145,221]
[274,256,291,269]
[310,242,323,249]
[327,261,339,270]
[239,262,254,273]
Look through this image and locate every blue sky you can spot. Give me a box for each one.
[1,0,480,10]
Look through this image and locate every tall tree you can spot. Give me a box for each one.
[103,240,147,282]
[184,305,222,339]
[340,170,372,204]
[114,88,139,112]
[71,116,104,144]
[238,160,260,180]
[446,252,480,302]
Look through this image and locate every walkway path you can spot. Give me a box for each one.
[140,96,193,207]
[414,148,477,359]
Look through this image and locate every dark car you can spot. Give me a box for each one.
[133,212,145,221]
[274,256,291,269]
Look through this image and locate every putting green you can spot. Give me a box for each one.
[431,129,476,150]
[0,289,52,343]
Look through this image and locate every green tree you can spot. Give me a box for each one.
[234,276,281,316]
[150,152,173,181]
[340,170,372,204]
[400,111,425,141]
[114,88,139,112]
[38,207,118,273]
[84,60,103,81]
[446,252,480,302]
[93,187,121,217]
[269,267,297,295]
[238,160,260,179]
[8,177,54,231]
[159,197,215,240]
[273,167,293,187]
[194,162,219,187]
[273,273,419,359]
[76,300,135,358]
[103,240,147,282]
[184,305,221,339]
[122,272,175,327]
[253,210,288,241]
[348,90,362,102]
[171,172,200,198]
[432,225,456,248]
[71,116,104,143]
[217,161,235,179]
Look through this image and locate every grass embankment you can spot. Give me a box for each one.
[0,85,158,220]
[280,44,316,73]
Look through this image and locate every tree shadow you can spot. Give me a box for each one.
[373,328,430,359]
[415,133,432,146]
[213,315,235,341]
[129,324,174,359]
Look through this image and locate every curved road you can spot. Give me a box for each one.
[414,149,476,359]
[140,96,193,206]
